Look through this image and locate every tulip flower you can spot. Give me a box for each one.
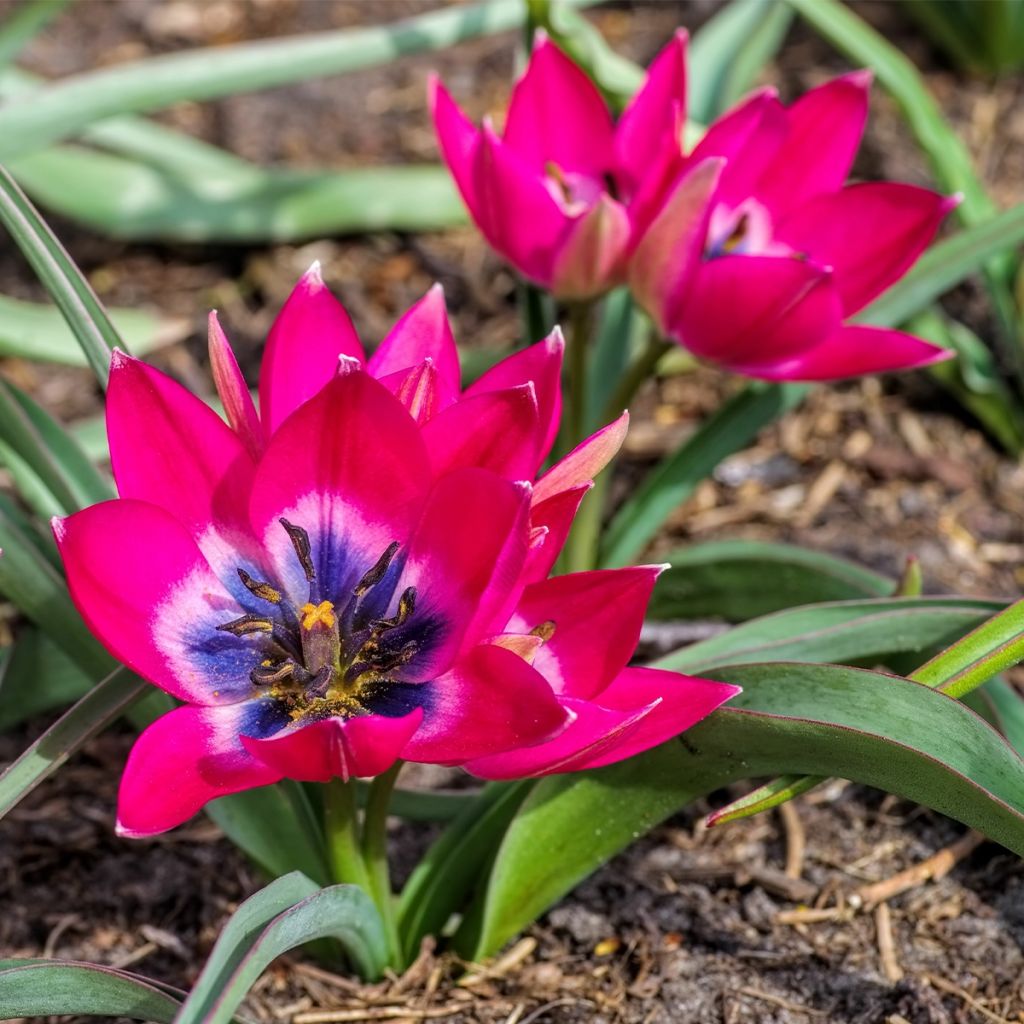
[55,271,738,836]
[631,70,956,380]
[429,31,691,299]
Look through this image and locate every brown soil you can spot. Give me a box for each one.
[2,2,1024,1022]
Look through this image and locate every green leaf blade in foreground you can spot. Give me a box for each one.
[0,628,93,731]
[601,381,808,568]
[649,539,892,621]
[177,875,389,1024]
[0,667,143,819]
[0,961,185,1022]
[659,596,1001,675]
[467,662,1024,960]
[0,165,123,384]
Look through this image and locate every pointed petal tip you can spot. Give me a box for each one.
[844,68,874,90]
[546,324,566,352]
[944,191,965,213]
[301,260,325,290]
[109,347,132,371]
[531,26,551,50]
[50,515,67,542]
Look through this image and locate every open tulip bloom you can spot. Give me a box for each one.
[433,32,955,382]
[54,266,738,840]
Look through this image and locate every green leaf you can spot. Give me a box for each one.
[659,597,1001,675]
[586,288,642,433]
[0,960,186,1022]
[207,782,332,889]
[0,292,183,365]
[0,667,143,819]
[398,781,531,965]
[0,377,111,512]
[976,677,1024,753]
[0,628,92,731]
[858,205,1024,329]
[648,540,892,621]
[688,0,793,122]
[0,165,125,384]
[705,773,822,828]
[177,874,389,1020]
[0,0,70,70]
[467,661,1024,959]
[0,0,572,160]
[600,382,808,568]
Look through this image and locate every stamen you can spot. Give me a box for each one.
[373,586,416,631]
[280,518,316,582]
[353,541,400,596]
[305,666,332,700]
[530,620,557,642]
[300,600,337,631]
[545,161,573,204]
[216,614,275,636]
[250,661,295,686]
[237,568,282,604]
[722,213,751,253]
[345,640,418,683]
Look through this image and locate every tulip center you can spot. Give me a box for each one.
[544,161,605,213]
[215,520,421,722]
[706,199,789,259]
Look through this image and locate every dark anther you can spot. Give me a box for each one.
[530,620,557,642]
[237,568,282,604]
[346,640,418,682]
[279,518,316,582]
[723,213,751,253]
[250,661,295,686]
[373,586,416,631]
[305,666,332,700]
[216,614,275,636]
[354,541,400,597]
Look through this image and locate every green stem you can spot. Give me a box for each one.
[362,761,403,967]
[600,331,671,427]
[556,301,595,461]
[323,777,371,894]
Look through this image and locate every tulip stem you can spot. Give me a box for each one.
[324,777,372,895]
[362,761,403,968]
[601,332,672,428]
[558,300,595,460]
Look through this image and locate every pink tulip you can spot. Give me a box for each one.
[632,70,957,380]
[429,31,691,299]
[55,269,738,836]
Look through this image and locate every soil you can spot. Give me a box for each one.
[2,2,1024,1023]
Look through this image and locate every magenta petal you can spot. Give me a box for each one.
[402,643,567,764]
[107,351,254,536]
[208,312,262,460]
[756,71,871,220]
[242,711,423,782]
[466,330,564,464]
[368,284,461,407]
[258,264,365,437]
[377,360,444,424]
[615,30,688,197]
[776,183,956,314]
[117,703,283,837]
[474,125,572,287]
[55,499,251,705]
[523,484,590,584]
[743,324,952,381]
[420,384,542,479]
[550,194,631,299]
[628,159,722,331]
[673,255,840,368]
[533,412,628,504]
[249,372,430,585]
[503,34,615,180]
[402,468,531,670]
[509,567,661,700]
[429,75,483,215]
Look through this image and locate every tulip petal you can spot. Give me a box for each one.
[533,412,628,504]
[615,30,687,197]
[429,75,484,216]
[523,484,590,584]
[117,703,284,837]
[54,499,257,706]
[420,384,543,479]
[208,312,262,460]
[550,194,631,300]
[377,360,445,424]
[401,643,567,764]
[466,330,564,465]
[742,324,951,381]
[242,710,423,782]
[249,371,430,603]
[756,71,871,220]
[673,255,840,367]
[258,264,365,436]
[107,351,254,537]
[401,468,532,673]
[368,284,461,406]
[776,183,956,314]
[503,34,615,180]
[508,567,661,700]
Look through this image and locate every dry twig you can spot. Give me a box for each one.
[779,800,806,880]
[874,903,902,983]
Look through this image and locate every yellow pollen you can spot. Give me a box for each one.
[300,600,336,631]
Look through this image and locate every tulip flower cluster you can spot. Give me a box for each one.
[55,268,737,837]
[432,32,955,382]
